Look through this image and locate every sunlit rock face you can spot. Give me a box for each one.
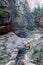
[27,0,43,12]
[40,0,43,8]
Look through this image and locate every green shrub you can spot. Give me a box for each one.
[32,8,40,17]
[13,22,20,28]
[1,49,6,56]
[32,7,43,17]
[28,25,34,31]
[40,7,43,13]
[13,21,24,29]
[0,9,3,17]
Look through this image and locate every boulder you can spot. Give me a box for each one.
[39,16,43,28]
[35,13,43,28]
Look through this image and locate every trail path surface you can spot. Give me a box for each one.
[0,31,43,65]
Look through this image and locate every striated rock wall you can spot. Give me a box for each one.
[13,0,35,29]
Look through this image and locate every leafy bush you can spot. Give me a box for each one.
[0,9,3,17]
[32,7,43,17]
[14,22,20,28]
[28,25,34,31]
[13,21,24,29]
[40,7,43,13]
[32,7,40,17]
